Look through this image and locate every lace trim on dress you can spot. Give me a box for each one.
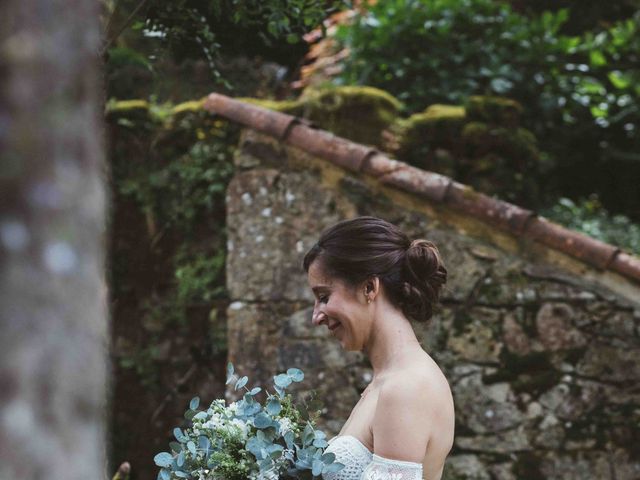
[360,453,423,480]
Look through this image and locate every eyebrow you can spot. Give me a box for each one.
[311,285,331,293]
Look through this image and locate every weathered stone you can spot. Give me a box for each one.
[224,124,640,480]
[283,306,326,339]
[447,308,503,362]
[610,448,640,480]
[453,373,525,433]
[487,462,517,480]
[442,455,491,480]
[502,310,532,354]
[532,414,564,448]
[226,302,293,400]
[455,424,530,452]
[226,168,344,301]
[576,340,640,383]
[538,451,612,480]
[535,303,587,351]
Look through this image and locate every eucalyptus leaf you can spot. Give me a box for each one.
[324,462,346,473]
[153,452,173,468]
[274,373,292,388]
[287,368,304,381]
[250,386,262,395]
[312,459,324,476]
[235,375,249,390]
[189,396,200,410]
[187,441,196,455]
[313,438,328,448]
[198,435,212,455]
[254,412,273,429]
[159,468,170,480]
[193,411,208,420]
[173,428,188,443]
[321,452,336,463]
[266,398,282,415]
[284,430,295,449]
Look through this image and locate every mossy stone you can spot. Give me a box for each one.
[466,95,523,127]
[394,104,466,167]
[298,86,402,148]
[240,86,401,148]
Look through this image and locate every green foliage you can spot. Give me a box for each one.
[108,101,238,389]
[335,0,572,113]
[105,0,351,86]
[510,0,640,35]
[155,364,337,480]
[541,196,640,254]
[335,1,640,218]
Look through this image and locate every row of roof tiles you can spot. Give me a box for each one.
[203,93,640,286]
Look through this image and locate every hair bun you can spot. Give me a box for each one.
[401,239,447,323]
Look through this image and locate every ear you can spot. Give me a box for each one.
[362,276,381,302]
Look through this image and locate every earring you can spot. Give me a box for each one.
[365,290,371,304]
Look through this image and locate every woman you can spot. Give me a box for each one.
[303,216,455,480]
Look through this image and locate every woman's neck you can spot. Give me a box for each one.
[364,302,423,380]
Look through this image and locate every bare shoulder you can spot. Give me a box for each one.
[373,353,453,462]
[388,352,453,404]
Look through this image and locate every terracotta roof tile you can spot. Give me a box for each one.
[378,165,452,203]
[203,93,640,285]
[445,182,536,235]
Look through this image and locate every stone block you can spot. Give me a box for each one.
[443,455,491,480]
[226,168,344,301]
[535,303,587,351]
[447,307,503,362]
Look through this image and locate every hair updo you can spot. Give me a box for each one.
[302,216,447,324]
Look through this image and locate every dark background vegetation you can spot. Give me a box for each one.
[104,1,640,477]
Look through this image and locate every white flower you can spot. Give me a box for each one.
[278,417,293,436]
[230,418,249,439]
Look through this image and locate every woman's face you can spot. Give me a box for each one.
[307,260,370,351]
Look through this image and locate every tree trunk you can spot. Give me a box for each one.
[0,1,108,479]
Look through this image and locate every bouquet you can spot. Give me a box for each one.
[154,363,345,480]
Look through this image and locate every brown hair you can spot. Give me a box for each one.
[302,216,447,324]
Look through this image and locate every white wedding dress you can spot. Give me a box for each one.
[322,435,423,480]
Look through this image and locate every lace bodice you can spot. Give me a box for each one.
[322,435,423,480]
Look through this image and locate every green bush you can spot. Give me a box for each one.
[541,195,640,255]
[334,1,640,219]
[335,0,572,114]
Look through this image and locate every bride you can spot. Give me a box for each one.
[303,216,455,480]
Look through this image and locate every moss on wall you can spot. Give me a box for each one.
[107,99,238,479]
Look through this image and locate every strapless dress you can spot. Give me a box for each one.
[321,435,423,480]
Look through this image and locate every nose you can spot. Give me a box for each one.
[312,305,327,327]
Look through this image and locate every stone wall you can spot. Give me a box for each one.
[225,129,640,480]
